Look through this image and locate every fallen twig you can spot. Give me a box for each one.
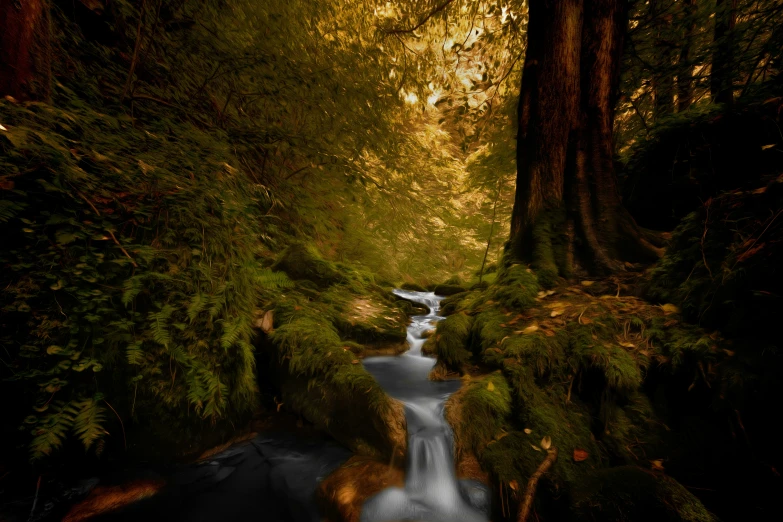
[28,475,41,522]
[518,447,558,522]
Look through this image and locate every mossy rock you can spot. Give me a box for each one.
[445,373,511,459]
[400,282,427,292]
[272,242,345,288]
[392,295,430,315]
[569,466,715,522]
[433,283,468,296]
[429,312,473,372]
[270,308,407,461]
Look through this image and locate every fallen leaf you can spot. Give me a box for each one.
[540,436,552,450]
[524,428,532,434]
[531,444,542,452]
[661,303,680,314]
[496,431,509,441]
[351,359,359,364]
[760,144,776,151]
[509,480,519,491]
[619,341,635,348]
[550,309,565,318]
[487,381,495,392]
[581,280,595,287]
[573,448,588,461]
[650,459,665,471]
[260,310,274,333]
[723,349,735,357]
[522,325,539,334]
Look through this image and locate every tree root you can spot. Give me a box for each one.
[517,446,558,522]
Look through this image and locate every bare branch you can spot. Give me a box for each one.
[383,0,456,35]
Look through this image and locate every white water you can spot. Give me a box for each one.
[360,290,489,522]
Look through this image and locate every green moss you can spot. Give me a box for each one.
[272,242,346,288]
[447,373,512,458]
[484,263,540,310]
[531,210,562,289]
[499,331,569,377]
[570,466,715,522]
[269,302,402,458]
[440,290,477,315]
[568,323,644,395]
[470,309,511,356]
[400,282,427,292]
[430,312,474,371]
[433,283,468,296]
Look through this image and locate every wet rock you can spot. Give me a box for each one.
[317,456,405,522]
[458,480,491,517]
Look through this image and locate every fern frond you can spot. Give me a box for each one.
[256,268,294,288]
[126,340,144,365]
[29,402,77,460]
[72,395,108,450]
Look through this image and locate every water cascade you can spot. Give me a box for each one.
[360,290,489,522]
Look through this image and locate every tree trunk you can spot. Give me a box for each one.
[0,0,52,101]
[510,0,662,279]
[711,0,737,105]
[651,0,674,118]
[677,0,697,111]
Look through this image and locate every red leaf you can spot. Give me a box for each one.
[573,448,588,462]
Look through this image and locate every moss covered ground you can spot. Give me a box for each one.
[431,257,774,520]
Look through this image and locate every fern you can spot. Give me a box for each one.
[220,316,242,350]
[126,340,144,365]
[122,276,144,306]
[187,292,208,322]
[29,402,78,460]
[149,305,176,348]
[72,395,108,450]
[256,268,295,288]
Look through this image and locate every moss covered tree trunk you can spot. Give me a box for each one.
[0,0,51,101]
[510,0,662,281]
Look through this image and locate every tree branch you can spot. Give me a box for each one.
[517,447,558,522]
[383,0,456,35]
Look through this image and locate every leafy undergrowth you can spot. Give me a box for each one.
[0,92,288,466]
[433,258,771,520]
[621,98,783,231]
[261,244,409,461]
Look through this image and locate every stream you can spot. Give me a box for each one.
[361,290,489,522]
[25,290,488,522]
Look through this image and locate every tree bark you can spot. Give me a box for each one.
[677,0,697,111]
[0,0,52,101]
[510,0,661,278]
[711,0,737,105]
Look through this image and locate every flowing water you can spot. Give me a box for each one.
[360,290,489,522]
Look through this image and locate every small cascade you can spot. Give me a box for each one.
[361,290,488,522]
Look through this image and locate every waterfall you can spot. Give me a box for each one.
[360,290,489,522]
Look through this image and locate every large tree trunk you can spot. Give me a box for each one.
[0,0,52,101]
[510,0,661,279]
[711,0,736,105]
[677,0,697,111]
